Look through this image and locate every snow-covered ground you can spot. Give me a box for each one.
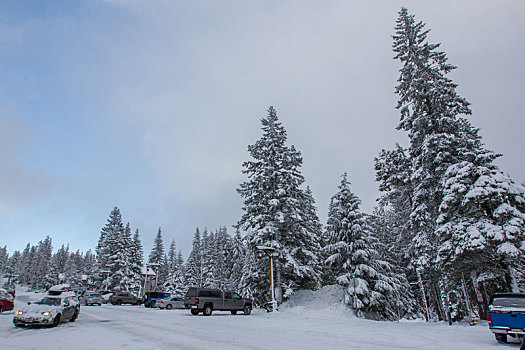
[0,286,519,349]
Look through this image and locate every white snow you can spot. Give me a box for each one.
[0,287,514,349]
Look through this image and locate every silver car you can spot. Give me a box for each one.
[158,296,185,310]
[79,292,103,306]
[13,295,80,327]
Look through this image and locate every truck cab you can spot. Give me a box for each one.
[487,293,525,344]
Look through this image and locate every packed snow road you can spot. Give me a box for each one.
[0,300,518,350]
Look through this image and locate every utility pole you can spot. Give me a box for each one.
[257,246,277,312]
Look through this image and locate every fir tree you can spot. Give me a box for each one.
[237,106,322,303]
[185,228,202,287]
[325,173,404,319]
[0,246,8,274]
[148,227,166,289]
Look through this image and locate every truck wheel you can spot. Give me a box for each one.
[191,309,199,315]
[203,305,213,316]
[231,310,237,315]
[243,305,252,315]
[495,334,507,343]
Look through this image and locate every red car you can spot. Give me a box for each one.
[0,288,14,313]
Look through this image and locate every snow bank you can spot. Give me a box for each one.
[279,285,352,316]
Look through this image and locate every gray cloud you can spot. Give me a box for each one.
[2,0,524,255]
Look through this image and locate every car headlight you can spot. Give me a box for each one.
[42,312,52,316]
[15,311,23,315]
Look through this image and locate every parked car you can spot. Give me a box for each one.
[487,293,525,344]
[13,295,80,327]
[184,287,253,316]
[79,292,103,306]
[158,296,185,310]
[110,292,142,305]
[0,288,14,313]
[143,291,170,308]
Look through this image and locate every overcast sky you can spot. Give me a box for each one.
[1,0,524,258]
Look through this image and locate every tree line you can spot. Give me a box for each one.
[1,8,523,321]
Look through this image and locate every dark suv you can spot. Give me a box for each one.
[184,287,253,316]
[143,292,170,308]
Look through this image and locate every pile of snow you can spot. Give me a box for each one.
[280,285,352,315]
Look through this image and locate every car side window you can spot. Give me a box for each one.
[233,293,241,299]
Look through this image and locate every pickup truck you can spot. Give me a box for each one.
[487,293,525,344]
[184,287,253,316]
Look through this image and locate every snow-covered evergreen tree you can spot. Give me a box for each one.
[130,229,144,290]
[325,173,405,319]
[389,8,525,317]
[437,159,525,293]
[237,106,322,303]
[0,246,8,274]
[163,240,186,296]
[148,227,167,289]
[185,228,202,287]
[110,223,139,292]
[228,229,245,291]
[393,7,474,270]
[96,207,125,274]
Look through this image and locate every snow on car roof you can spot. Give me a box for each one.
[49,284,71,291]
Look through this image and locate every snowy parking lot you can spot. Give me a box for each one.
[0,293,518,350]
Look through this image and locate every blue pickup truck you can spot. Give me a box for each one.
[487,293,525,344]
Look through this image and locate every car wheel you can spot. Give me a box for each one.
[191,309,199,315]
[70,310,79,322]
[243,305,252,315]
[135,300,141,305]
[231,310,237,315]
[53,314,61,327]
[203,305,213,316]
[495,334,507,343]
[150,300,156,308]
[116,299,122,305]
[84,300,88,306]
[166,304,173,310]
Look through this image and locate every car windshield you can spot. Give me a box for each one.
[35,297,61,306]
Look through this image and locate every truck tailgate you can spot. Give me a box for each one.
[489,312,525,329]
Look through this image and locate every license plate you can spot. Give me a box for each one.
[191,305,198,309]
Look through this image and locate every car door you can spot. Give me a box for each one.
[173,297,184,309]
[232,293,243,310]
[122,293,133,303]
[223,292,234,309]
[63,298,73,319]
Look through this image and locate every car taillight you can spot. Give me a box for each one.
[487,314,491,322]
[195,298,199,304]
[89,297,92,299]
